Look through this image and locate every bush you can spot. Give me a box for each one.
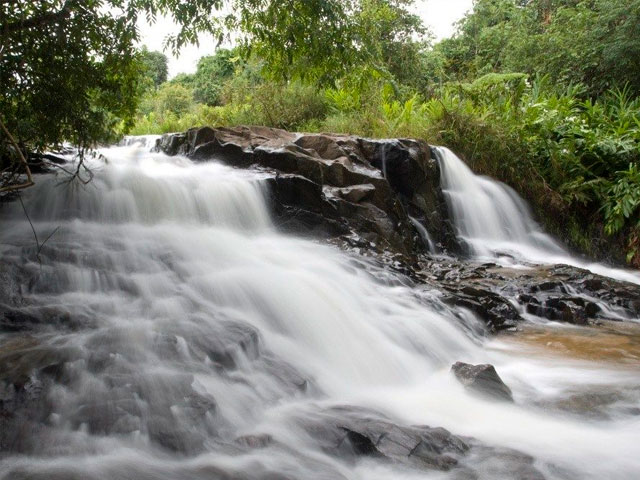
[249,82,328,130]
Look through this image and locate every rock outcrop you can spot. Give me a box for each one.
[298,405,545,478]
[154,126,640,335]
[156,126,452,257]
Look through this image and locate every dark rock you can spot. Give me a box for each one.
[156,126,451,257]
[441,285,522,332]
[235,434,274,449]
[451,362,514,402]
[300,406,469,472]
[335,184,376,203]
[461,445,546,480]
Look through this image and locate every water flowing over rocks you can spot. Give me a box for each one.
[2,130,640,479]
[156,126,640,333]
[156,126,452,256]
[451,362,514,402]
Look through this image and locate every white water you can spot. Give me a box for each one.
[436,146,640,285]
[409,215,437,253]
[0,141,639,479]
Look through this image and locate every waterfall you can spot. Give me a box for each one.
[1,140,639,479]
[436,146,565,259]
[409,215,437,253]
[435,146,640,284]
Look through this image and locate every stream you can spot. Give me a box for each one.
[1,139,639,479]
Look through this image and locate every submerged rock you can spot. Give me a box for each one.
[451,362,514,402]
[299,405,470,471]
[297,405,547,478]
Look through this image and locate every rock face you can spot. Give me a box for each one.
[300,406,469,471]
[451,362,514,402]
[156,126,452,256]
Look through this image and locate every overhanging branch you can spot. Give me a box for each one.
[2,2,72,35]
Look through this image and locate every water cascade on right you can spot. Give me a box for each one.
[434,146,640,284]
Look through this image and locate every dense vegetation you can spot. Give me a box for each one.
[2,0,640,264]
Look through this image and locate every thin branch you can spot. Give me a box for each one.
[38,226,60,259]
[0,116,34,192]
[18,195,59,267]
[18,195,39,261]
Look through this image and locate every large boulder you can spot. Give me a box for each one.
[155,126,454,256]
[296,405,545,478]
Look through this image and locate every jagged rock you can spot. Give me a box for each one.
[441,285,522,332]
[156,127,640,334]
[299,406,470,472]
[156,126,454,256]
[297,405,546,478]
[451,362,514,402]
[334,184,376,203]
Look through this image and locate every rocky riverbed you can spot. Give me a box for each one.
[1,127,639,479]
[156,126,640,333]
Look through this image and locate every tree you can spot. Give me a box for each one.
[429,0,640,96]
[1,1,143,192]
[192,49,237,106]
[509,0,640,97]
[355,0,432,91]
[0,0,371,192]
[140,47,169,88]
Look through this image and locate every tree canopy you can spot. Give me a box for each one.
[430,0,640,97]
[140,48,169,88]
[0,0,390,192]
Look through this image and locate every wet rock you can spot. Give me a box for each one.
[297,404,546,478]
[451,362,514,402]
[0,308,41,332]
[235,434,274,449]
[301,406,470,471]
[461,445,546,480]
[335,184,376,203]
[422,259,640,331]
[441,285,521,332]
[156,126,449,257]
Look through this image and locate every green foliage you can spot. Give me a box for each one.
[1,0,390,183]
[7,0,640,264]
[430,0,640,98]
[140,47,169,88]
[250,82,328,130]
[153,84,195,117]
[1,0,142,155]
[192,49,237,105]
[355,0,432,90]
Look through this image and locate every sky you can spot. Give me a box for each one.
[139,0,474,78]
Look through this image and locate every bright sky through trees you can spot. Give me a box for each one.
[139,0,473,77]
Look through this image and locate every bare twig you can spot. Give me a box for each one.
[0,116,34,193]
[18,195,59,267]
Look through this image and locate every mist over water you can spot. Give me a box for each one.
[1,141,639,479]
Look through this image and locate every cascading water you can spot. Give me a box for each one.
[1,141,639,479]
[435,146,640,284]
[409,215,437,254]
